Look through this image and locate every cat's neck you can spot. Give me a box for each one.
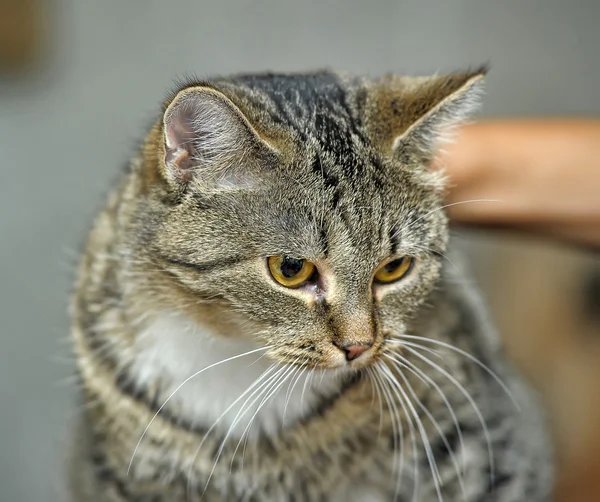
[73,304,381,497]
[129,311,347,439]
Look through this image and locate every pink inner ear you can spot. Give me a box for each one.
[161,89,274,189]
[164,104,198,171]
[165,145,194,171]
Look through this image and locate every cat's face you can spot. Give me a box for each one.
[130,71,483,371]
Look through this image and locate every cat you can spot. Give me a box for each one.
[69,68,554,501]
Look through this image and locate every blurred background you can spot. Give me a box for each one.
[0,1,598,501]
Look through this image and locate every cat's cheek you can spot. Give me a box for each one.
[375,283,435,325]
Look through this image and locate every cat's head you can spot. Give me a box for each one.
[128,69,485,370]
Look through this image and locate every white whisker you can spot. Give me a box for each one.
[396,335,519,410]
[373,362,405,499]
[185,364,282,496]
[235,359,301,473]
[127,345,272,475]
[377,361,419,502]
[366,367,384,437]
[386,354,466,499]
[194,363,291,498]
[283,360,308,426]
[300,364,317,411]
[395,199,503,238]
[380,364,443,502]
[186,362,280,486]
[402,344,495,485]
[412,243,459,272]
[387,352,466,472]
[234,366,291,472]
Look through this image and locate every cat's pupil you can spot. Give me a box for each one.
[281,257,304,278]
[384,258,404,273]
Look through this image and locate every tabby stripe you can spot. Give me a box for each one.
[160,255,245,273]
[89,446,131,500]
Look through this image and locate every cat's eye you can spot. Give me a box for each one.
[268,256,316,288]
[374,256,414,284]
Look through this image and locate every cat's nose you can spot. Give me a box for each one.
[340,343,372,361]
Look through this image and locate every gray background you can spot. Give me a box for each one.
[1,1,598,501]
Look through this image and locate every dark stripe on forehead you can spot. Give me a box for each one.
[319,225,329,257]
[233,72,328,126]
[311,152,343,210]
[230,72,375,190]
[389,227,402,255]
[234,72,343,106]
[233,72,361,143]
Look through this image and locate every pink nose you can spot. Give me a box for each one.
[341,344,371,361]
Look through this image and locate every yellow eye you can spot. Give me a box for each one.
[374,256,414,284]
[268,256,316,288]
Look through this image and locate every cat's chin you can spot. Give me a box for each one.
[325,355,377,372]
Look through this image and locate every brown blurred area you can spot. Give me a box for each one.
[471,234,600,502]
[0,1,598,501]
[0,0,42,73]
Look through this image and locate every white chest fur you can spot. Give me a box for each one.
[130,312,342,440]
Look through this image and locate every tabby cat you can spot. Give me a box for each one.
[69,68,554,501]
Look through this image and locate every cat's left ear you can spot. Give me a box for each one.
[366,68,486,165]
[159,85,277,189]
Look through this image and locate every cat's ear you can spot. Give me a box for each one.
[160,86,276,189]
[367,68,486,164]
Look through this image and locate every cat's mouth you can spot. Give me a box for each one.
[344,347,377,369]
[317,339,383,371]
[265,330,387,371]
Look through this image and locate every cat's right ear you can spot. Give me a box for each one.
[365,68,486,166]
[159,86,276,190]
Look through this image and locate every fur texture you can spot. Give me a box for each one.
[69,69,553,501]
